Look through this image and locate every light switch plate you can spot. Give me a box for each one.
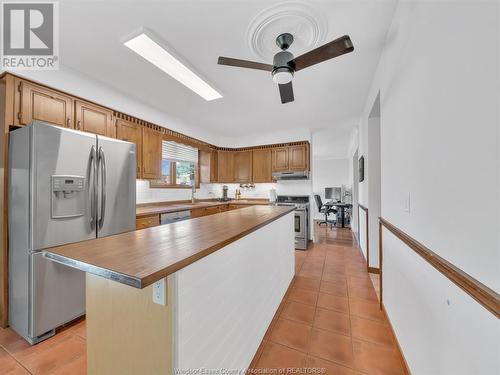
[152,279,166,305]
[404,192,411,213]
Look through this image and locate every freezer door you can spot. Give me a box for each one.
[32,122,97,250]
[30,252,85,338]
[97,136,136,237]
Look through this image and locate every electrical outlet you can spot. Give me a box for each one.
[152,279,166,306]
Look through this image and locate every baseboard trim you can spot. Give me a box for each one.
[368,267,380,274]
[382,304,412,375]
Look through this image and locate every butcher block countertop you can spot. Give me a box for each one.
[136,199,270,217]
[44,205,294,289]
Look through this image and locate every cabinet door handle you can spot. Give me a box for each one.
[77,120,81,129]
[66,118,70,127]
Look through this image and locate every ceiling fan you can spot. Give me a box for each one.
[217,33,354,104]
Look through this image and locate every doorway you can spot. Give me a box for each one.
[367,92,381,271]
[352,149,359,239]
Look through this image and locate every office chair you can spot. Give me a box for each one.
[314,195,337,227]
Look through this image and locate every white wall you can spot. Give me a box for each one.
[356,1,500,374]
[221,127,312,149]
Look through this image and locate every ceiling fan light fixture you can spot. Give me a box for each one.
[272,67,293,84]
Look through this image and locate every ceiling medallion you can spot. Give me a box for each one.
[246,1,328,61]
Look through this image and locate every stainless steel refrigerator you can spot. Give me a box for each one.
[8,121,136,344]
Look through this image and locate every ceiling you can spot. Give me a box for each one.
[59,0,397,140]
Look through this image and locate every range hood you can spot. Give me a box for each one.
[272,171,309,181]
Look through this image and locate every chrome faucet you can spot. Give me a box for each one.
[191,173,196,203]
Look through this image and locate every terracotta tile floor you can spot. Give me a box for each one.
[0,318,86,374]
[249,224,407,374]
[0,225,403,375]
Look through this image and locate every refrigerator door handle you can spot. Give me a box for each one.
[98,147,106,230]
[88,146,96,229]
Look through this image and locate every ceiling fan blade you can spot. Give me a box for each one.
[292,35,354,72]
[218,56,273,72]
[278,81,294,104]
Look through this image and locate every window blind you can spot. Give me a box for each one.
[162,141,198,163]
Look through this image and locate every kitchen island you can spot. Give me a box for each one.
[44,205,295,374]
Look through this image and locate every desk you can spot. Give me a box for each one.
[324,202,352,228]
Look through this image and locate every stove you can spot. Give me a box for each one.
[276,195,310,250]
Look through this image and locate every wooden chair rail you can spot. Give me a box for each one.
[379,217,500,318]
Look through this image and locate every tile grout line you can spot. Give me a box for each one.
[304,249,321,364]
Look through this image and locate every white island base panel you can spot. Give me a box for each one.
[172,212,294,370]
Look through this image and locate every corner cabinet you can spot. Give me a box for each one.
[74,100,114,137]
[141,127,162,180]
[252,149,272,182]
[116,118,142,178]
[200,149,218,183]
[233,151,253,183]
[14,79,74,128]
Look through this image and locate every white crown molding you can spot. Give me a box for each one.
[246,1,328,61]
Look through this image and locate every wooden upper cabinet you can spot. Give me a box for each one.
[233,151,253,183]
[74,100,114,137]
[199,149,218,183]
[16,80,73,128]
[272,147,289,172]
[217,151,234,182]
[289,144,309,171]
[141,127,162,180]
[252,149,272,182]
[210,151,218,182]
[116,118,142,178]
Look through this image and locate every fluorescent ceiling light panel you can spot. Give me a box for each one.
[124,33,222,101]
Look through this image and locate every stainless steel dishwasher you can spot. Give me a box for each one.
[160,210,191,225]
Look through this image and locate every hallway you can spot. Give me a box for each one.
[249,225,406,374]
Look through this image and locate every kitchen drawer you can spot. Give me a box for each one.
[191,206,225,218]
[204,206,221,216]
[136,215,160,229]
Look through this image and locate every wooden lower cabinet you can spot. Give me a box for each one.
[192,206,222,218]
[252,149,272,182]
[136,215,160,229]
[15,79,73,128]
[141,127,162,180]
[116,118,142,178]
[75,99,114,137]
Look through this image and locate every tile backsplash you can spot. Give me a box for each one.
[136,180,312,204]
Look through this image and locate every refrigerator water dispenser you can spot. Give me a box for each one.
[51,175,85,218]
